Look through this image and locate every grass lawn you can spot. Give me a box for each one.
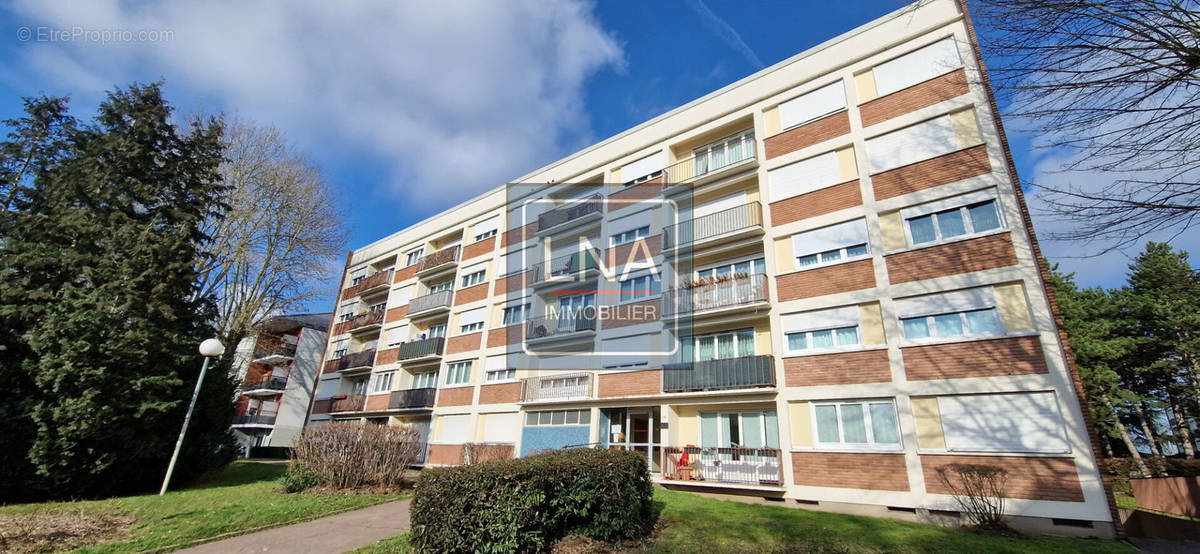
[357,487,1134,553]
[0,461,400,553]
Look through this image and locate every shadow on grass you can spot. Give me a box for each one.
[181,462,287,492]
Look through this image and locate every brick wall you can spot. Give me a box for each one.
[427,444,465,465]
[922,454,1084,502]
[364,394,390,411]
[791,452,910,491]
[871,145,991,201]
[859,68,969,127]
[605,234,661,266]
[764,111,851,159]
[769,180,862,226]
[885,232,1017,285]
[331,320,350,336]
[462,236,495,261]
[375,347,399,365]
[454,282,489,306]
[479,382,521,404]
[784,349,892,386]
[446,332,482,355]
[494,271,529,296]
[385,305,408,323]
[776,259,875,301]
[436,386,474,407]
[597,369,661,398]
[500,222,537,248]
[901,335,1048,380]
[486,324,523,348]
[394,264,416,283]
[602,298,661,330]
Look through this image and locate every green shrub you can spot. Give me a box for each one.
[282,463,324,493]
[411,448,654,553]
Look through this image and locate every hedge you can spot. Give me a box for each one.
[410,448,655,553]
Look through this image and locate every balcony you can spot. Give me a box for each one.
[408,290,453,317]
[525,312,597,343]
[251,343,296,365]
[388,387,437,410]
[335,349,376,373]
[662,355,775,394]
[417,245,461,275]
[345,309,385,334]
[663,274,768,317]
[396,337,445,363]
[662,446,782,487]
[240,375,288,395]
[663,133,757,187]
[233,414,277,426]
[312,394,367,414]
[530,250,599,286]
[344,268,393,298]
[520,372,593,402]
[663,202,762,249]
[537,194,603,233]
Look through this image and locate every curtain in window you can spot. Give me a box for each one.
[836,327,859,346]
[869,403,900,444]
[737,330,755,356]
[698,337,715,361]
[968,201,1000,231]
[902,318,930,339]
[740,412,763,448]
[811,329,834,348]
[908,215,937,243]
[815,405,839,443]
[938,209,967,237]
[840,404,868,443]
[717,334,735,359]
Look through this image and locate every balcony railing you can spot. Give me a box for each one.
[396,337,445,361]
[336,349,376,372]
[312,394,367,414]
[233,414,278,426]
[345,309,385,333]
[240,375,288,392]
[530,250,599,285]
[525,312,597,341]
[663,202,762,249]
[662,446,782,486]
[537,194,603,232]
[662,274,768,316]
[251,343,296,363]
[417,245,461,273]
[663,133,756,184]
[408,290,453,315]
[345,268,393,297]
[520,372,593,402]
[389,387,437,409]
[662,354,775,393]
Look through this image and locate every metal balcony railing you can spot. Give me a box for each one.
[336,349,376,372]
[662,354,775,393]
[240,375,288,392]
[408,290,453,315]
[663,133,756,184]
[345,269,393,297]
[662,274,768,316]
[417,245,461,273]
[537,194,603,232]
[530,250,600,285]
[662,446,782,486]
[663,202,762,249]
[396,337,445,361]
[251,343,297,362]
[233,414,278,426]
[345,309,385,333]
[520,372,593,402]
[525,312,597,341]
[389,387,437,409]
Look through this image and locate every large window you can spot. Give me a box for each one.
[872,37,962,97]
[473,216,499,242]
[936,393,1069,453]
[405,248,424,267]
[461,268,486,288]
[700,410,779,448]
[682,329,755,362]
[619,273,661,302]
[692,130,755,176]
[350,268,366,286]
[813,400,900,447]
[791,219,869,270]
[502,303,530,325]
[896,287,1004,342]
[427,323,447,339]
[783,306,862,354]
[906,199,1002,246]
[696,257,766,280]
[622,151,665,186]
[372,371,395,393]
[445,360,472,385]
[332,339,348,359]
[349,378,368,396]
[866,113,961,174]
[610,226,650,247]
[412,371,437,389]
[525,409,591,426]
[428,279,453,294]
[458,307,486,334]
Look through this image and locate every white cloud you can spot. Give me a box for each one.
[7,0,624,208]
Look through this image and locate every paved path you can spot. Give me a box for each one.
[176,498,410,554]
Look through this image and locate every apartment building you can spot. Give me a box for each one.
[307,0,1116,537]
[231,312,329,450]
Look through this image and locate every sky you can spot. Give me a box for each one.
[1,0,1194,311]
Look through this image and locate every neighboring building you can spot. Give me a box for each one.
[307,0,1115,537]
[231,312,330,449]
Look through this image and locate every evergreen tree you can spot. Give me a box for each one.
[0,83,237,498]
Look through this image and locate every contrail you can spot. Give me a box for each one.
[682,0,765,70]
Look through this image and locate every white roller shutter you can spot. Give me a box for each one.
[459,307,486,327]
[474,215,499,238]
[894,287,995,318]
[390,285,413,306]
[791,219,869,259]
[778,81,847,130]
[438,414,473,444]
[768,151,840,202]
[866,115,956,174]
[780,306,861,333]
[873,38,963,97]
[694,191,747,219]
[622,151,665,183]
[937,392,1070,453]
[385,325,409,347]
[483,413,521,443]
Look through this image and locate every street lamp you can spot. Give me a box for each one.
[159,338,225,496]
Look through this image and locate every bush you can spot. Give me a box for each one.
[411,448,655,553]
[281,463,324,493]
[935,463,1012,533]
[291,423,422,490]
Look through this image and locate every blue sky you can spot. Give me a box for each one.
[1,0,1189,311]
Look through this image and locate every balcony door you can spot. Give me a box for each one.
[682,329,755,363]
[606,408,662,473]
[556,293,595,331]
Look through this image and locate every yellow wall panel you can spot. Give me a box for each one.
[836,147,858,181]
[878,210,907,251]
[995,282,1035,331]
[764,106,781,136]
[951,108,982,148]
[859,302,886,345]
[790,401,812,447]
[854,71,878,103]
[911,397,946,449]
[774,236,795,273]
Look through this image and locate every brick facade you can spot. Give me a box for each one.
[776,259,875,301]
[446,332,482,355]
[364,393,390,412]
[462,236,496,261]
[610,177,663,203]
[921,454,1084,502]
[322,359,340,375]
[500,222,537,248]
[885,232,1017,284]
[901,335,1048,380]
[784,349,892,386]
[394,264,416,283]
[385,305,408,323]
[764,110,851,159]
[601,298,661,330]
[375,347,399,366]
[479,382,521,404]
[859,68,969,127]
[870,144,991,201]
[791,452,910,491]
[605,234,661,266]
[486,324,523,348]
[769,180,862,226]
[436,386,474,407]
[454,282,490,306]
[597,369,662,398]
[494,271,529,296]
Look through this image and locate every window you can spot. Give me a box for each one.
[427,323,447,339]
[473,215,499,242]
[331,339,348,359]
[486,368,516,382]
[700,410,780,448]
[696,257,766,280]
[621,151,665,186]
[692,130,755,176]
[783,306,862,354]
[778,81,846,130]
[405,248,424,267]
[620,273,661,302]
[350,378,368,396]
[474,229,497,242]
[936,392,1069,453]
[901,308,1001,340]
[813,400,901,447]
[445,360,472,385]
[350,268,366,286]
[458,307,485,335]
[438,414,473,443]
[867,113,967,174]
[460,321,484,333]
[682,329,755,362]
[873,38,962,97]
[906,199,1002,246]
[412,371,437,389]
[787,326,859,352]
[792,219,870,270]
[525,409,591,426]
[610,226,650,247]
[338,305,355,322]
[385,325,408,348]
[461,269,486,288]
[372,371,395,393]
[428,279,453,293]
[768,151,840,202]
[502,303,530,325]
[368,301,386,313]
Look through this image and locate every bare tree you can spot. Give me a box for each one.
[967,0,1200,251]
[196,118,349,344]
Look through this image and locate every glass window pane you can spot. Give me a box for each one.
[934,313,964,337]
[737,329,755,356]
[815,405,840,443]
[840,404,868,443]
[796,254,819,267]
[869,403,900,444]
[717,266,732,278]
[968,201,1001,232]
[579,410,591,425]
[937,209,967,238]
[787,332,807,351]
[698,337,716,361]
[717,334,735,359]
[527,413,538,426]
[551,411,566,425]
[811,329,834,348]
[539,412,552,425]
[908,215,937,244]
[820,249,842,262]
[734,261,750,275]
[565,410,579,424]
[845,244,869,258]
[835,326,859,346]
[902,317,930,339]
[751,258,766,274]
[965,308,1000,334]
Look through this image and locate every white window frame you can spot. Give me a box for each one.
[682,328,756,361]
[372,371,395,393]
[903,198,1005,248]
[694,255,767,280]
[412,371,437,389]
[610,225,650,247]
[502,303,530,326]
[811,400,902,450]
[619,273,661,303]
[703,409,776,448]
[524,409,591,426]
[427,323,447,339]
[474,229,497,242]
[445,360,473,385]
[460,321,484,334]
[349,377,369,396]
[428,279,454,294]
[899,307,1005,343]
[486,368,517,382]
[350,267,367,286]
[331,339,348,359]
[461,269,486,288]
[785,325,861,354]
[691,129,755,177]
[405,248,424,267]
[777,80,846,131]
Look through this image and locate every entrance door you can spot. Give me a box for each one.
[606,408,662,473]
[411,418,431,464]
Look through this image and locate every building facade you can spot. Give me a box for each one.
[231,313,329,449]
[307,0,1116,537]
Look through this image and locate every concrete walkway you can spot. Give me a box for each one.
[175,498,411,554]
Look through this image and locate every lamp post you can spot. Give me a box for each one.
[160,338,225,496]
